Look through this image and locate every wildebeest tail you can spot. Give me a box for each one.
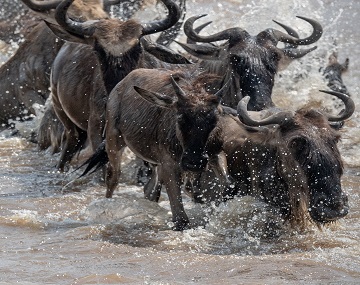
[78,141,109,177]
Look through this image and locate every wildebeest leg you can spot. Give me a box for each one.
[143,164,163,202]
[75,115,106,164]
[88,98,106,153]
[105,129,126,198]
[53,104,85,171]
[160,163,189,231]
[136,160,152,185]
[37,102,64,154]
[183,172,204,203]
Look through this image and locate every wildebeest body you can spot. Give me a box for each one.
[80,67,229,230]
[0,22,64,126]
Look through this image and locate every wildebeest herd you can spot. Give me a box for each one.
[0,0,355,231]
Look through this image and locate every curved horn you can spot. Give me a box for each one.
[142,0,181,36]
[186,21,212,44]
[273,19,300,39]
[170,76,187,101]
[55,0,97,37]
[21,0,62,12]
[237,96,295,126]
[271,16,323,45]
[184,14,248,43]
[273,19,299,49]
[319,90,355,121]
[283,46,317,59]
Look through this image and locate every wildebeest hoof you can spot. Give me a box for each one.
[172,218,190,231]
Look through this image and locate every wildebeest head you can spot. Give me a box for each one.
[178,15,322,111]
[134,75,228,172]
[45,0,180,56]
[237,90,354,224]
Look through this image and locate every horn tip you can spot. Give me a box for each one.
[319,89,348,97]
[197,14,208,19]
[241,96,251,104]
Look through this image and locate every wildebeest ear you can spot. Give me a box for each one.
[44,20,93,45]
[134,86,175,108]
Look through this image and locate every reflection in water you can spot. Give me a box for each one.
[0,0,360,284]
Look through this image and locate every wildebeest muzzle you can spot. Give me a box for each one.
[310,192,349,223]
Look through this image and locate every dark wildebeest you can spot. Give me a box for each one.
[47,0,182,171]
[322,52,350,96]
[80,68,232,230]
[221,90,354,226]
[0,0,118,128]
[176,14,323,110]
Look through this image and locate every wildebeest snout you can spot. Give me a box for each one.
[311,192,349,223]
[181,152,209,172]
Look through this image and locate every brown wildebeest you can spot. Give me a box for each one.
[80,68,233,230]
[0,0,118,128]
[176,14,323,111]
[46,0,182,171]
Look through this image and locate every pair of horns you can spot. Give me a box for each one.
[185,14,322,46]
[181,15,322,60]
[238,90,355,127]
[53,0,180,37]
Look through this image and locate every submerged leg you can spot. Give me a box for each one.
[160,164,189,231]
[105,129,126,198]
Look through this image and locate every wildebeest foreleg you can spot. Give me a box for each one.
[105,129,126,198]
[160,163,189,231]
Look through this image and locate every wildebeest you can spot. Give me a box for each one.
[80,68,231,230]
[223,90,354,225]
[176,14,323,110]
[47,0,181,171]
[0,0,117,128]
[322,52,350,96]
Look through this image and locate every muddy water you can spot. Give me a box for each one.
[1,0,360,284]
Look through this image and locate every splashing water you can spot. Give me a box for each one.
[0,0,360,284]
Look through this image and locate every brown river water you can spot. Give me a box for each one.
[0,0,360,284]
